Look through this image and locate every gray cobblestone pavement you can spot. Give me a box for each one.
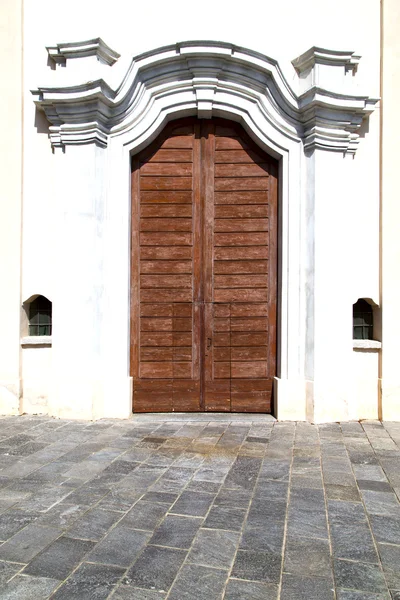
[0,414,399,599]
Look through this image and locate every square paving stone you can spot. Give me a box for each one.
[120,501,168,530]
[0,574,60,599]
[286,506,328,539]
[170,491,214,517]
[330,523,379,563]
[224,457,262,490]
[378,543,400,589]
[37,502,89,529]
[325,485,361,501]
[370,515,400,544]
[358,480,393,493]
[231,549,282,583]
[0,523,61,563]
[223,578,278,600]
[254,480,289,501]
[51,562,125,600]
[337,591,391,599]
[213,487,252,509]
[125,545,187,592]
[0,508,38,541]
[240,522,285,553]
[112,585,166,599]
[23,535,95,580]
[0,560,23,585]
[328,500,367,525]
[141,491,178,505]
[280,574,334,600]
[284,537,331,577]
[361,491,400,517]
[66,507,122,541]
[185,480,221,494]
[87,526,150,567]
[203,506,247,531]
[334,559,388,593]
[150,515,201,549]
[247,499,286,526]
[63,485,110,506]
[188,528,239,568]
[167,563,227,600]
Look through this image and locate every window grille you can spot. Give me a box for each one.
[29,296,52,336]
[353,299,373,340]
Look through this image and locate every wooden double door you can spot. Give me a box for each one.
[130,118,278,412]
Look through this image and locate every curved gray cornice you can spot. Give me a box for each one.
[32,40,378,153]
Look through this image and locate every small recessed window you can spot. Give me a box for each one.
[353,299,373,340]
[29,295,52,336]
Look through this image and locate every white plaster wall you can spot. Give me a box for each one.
[17,0,382,420]
[0,0,23,414]
[21,347,52,414]
[381,0,400,420]
[352,349,380,420]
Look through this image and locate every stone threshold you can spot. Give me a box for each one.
[130,412,276,422]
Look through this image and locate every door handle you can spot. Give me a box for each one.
[207,337,212,350]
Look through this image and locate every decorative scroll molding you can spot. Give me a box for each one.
[47,38,120,67]
[32,41,378,153]
[292,47,361,74]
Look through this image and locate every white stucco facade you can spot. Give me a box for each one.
[0,0,398,422]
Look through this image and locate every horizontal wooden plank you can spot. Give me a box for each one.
[214,289,268,303]
[214,304,230,317]
[173,332,192,346]
[173,395,201,412]
[230,317,268,331]
[141,261,192,274]
[215,205,269,218]
[141,177,192,191]
[140,318,173,331]
[214,260,268,274]
[215,163,269,177]
[140,363,173,378]
[141,332,173,346]
[214,191,268,205]
[204,380,231,411]
[214,219,268,232]
[214,363,230,379]
[141,163,192,176]
[214,347,230,361]
[230,394,271,413]
[215,178,269,191]
[140,232,192,246]
[214,318,230,332]
[141,191,192,204]
[133,392,173,412]
[141,289,193,302]
[214,137,249,150]
[141,246,192,260]
[140,347,173,361]
[230,303,268,317]
[140,274,192,289]
[231,332,267,346]
[214,233,268,247]
[147,149,193,162]
[214,333,230,347]
[214,246,269,260]
[173,318,192,331]
[173,363,192,379]
[231,378,272,392]
[231,362,268,378]
[140,218,192,232]
[141,205,192,218]
[161,135,194,149]
[173,304,192,317]
[231,347,268,361]
[173,347,192,361]
[140,304,174,317]
[214,275,268,289]
[215,148,266,163]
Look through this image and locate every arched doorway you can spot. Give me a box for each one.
[130,118,278,413]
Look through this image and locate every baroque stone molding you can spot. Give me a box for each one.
[32,40,378,153]
[292,47,361,74]
[46,38,120,67]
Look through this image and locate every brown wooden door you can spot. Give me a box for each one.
[130,118,278,412]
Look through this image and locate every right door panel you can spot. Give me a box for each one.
[203,122,278,412]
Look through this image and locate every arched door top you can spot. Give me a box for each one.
[33,40,377,155]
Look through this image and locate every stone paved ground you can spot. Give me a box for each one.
[0,415,399,599]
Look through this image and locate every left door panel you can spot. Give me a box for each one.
[130,122,202,412]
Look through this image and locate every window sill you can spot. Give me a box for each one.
[353,339,381,350]
[21,336,52,347]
